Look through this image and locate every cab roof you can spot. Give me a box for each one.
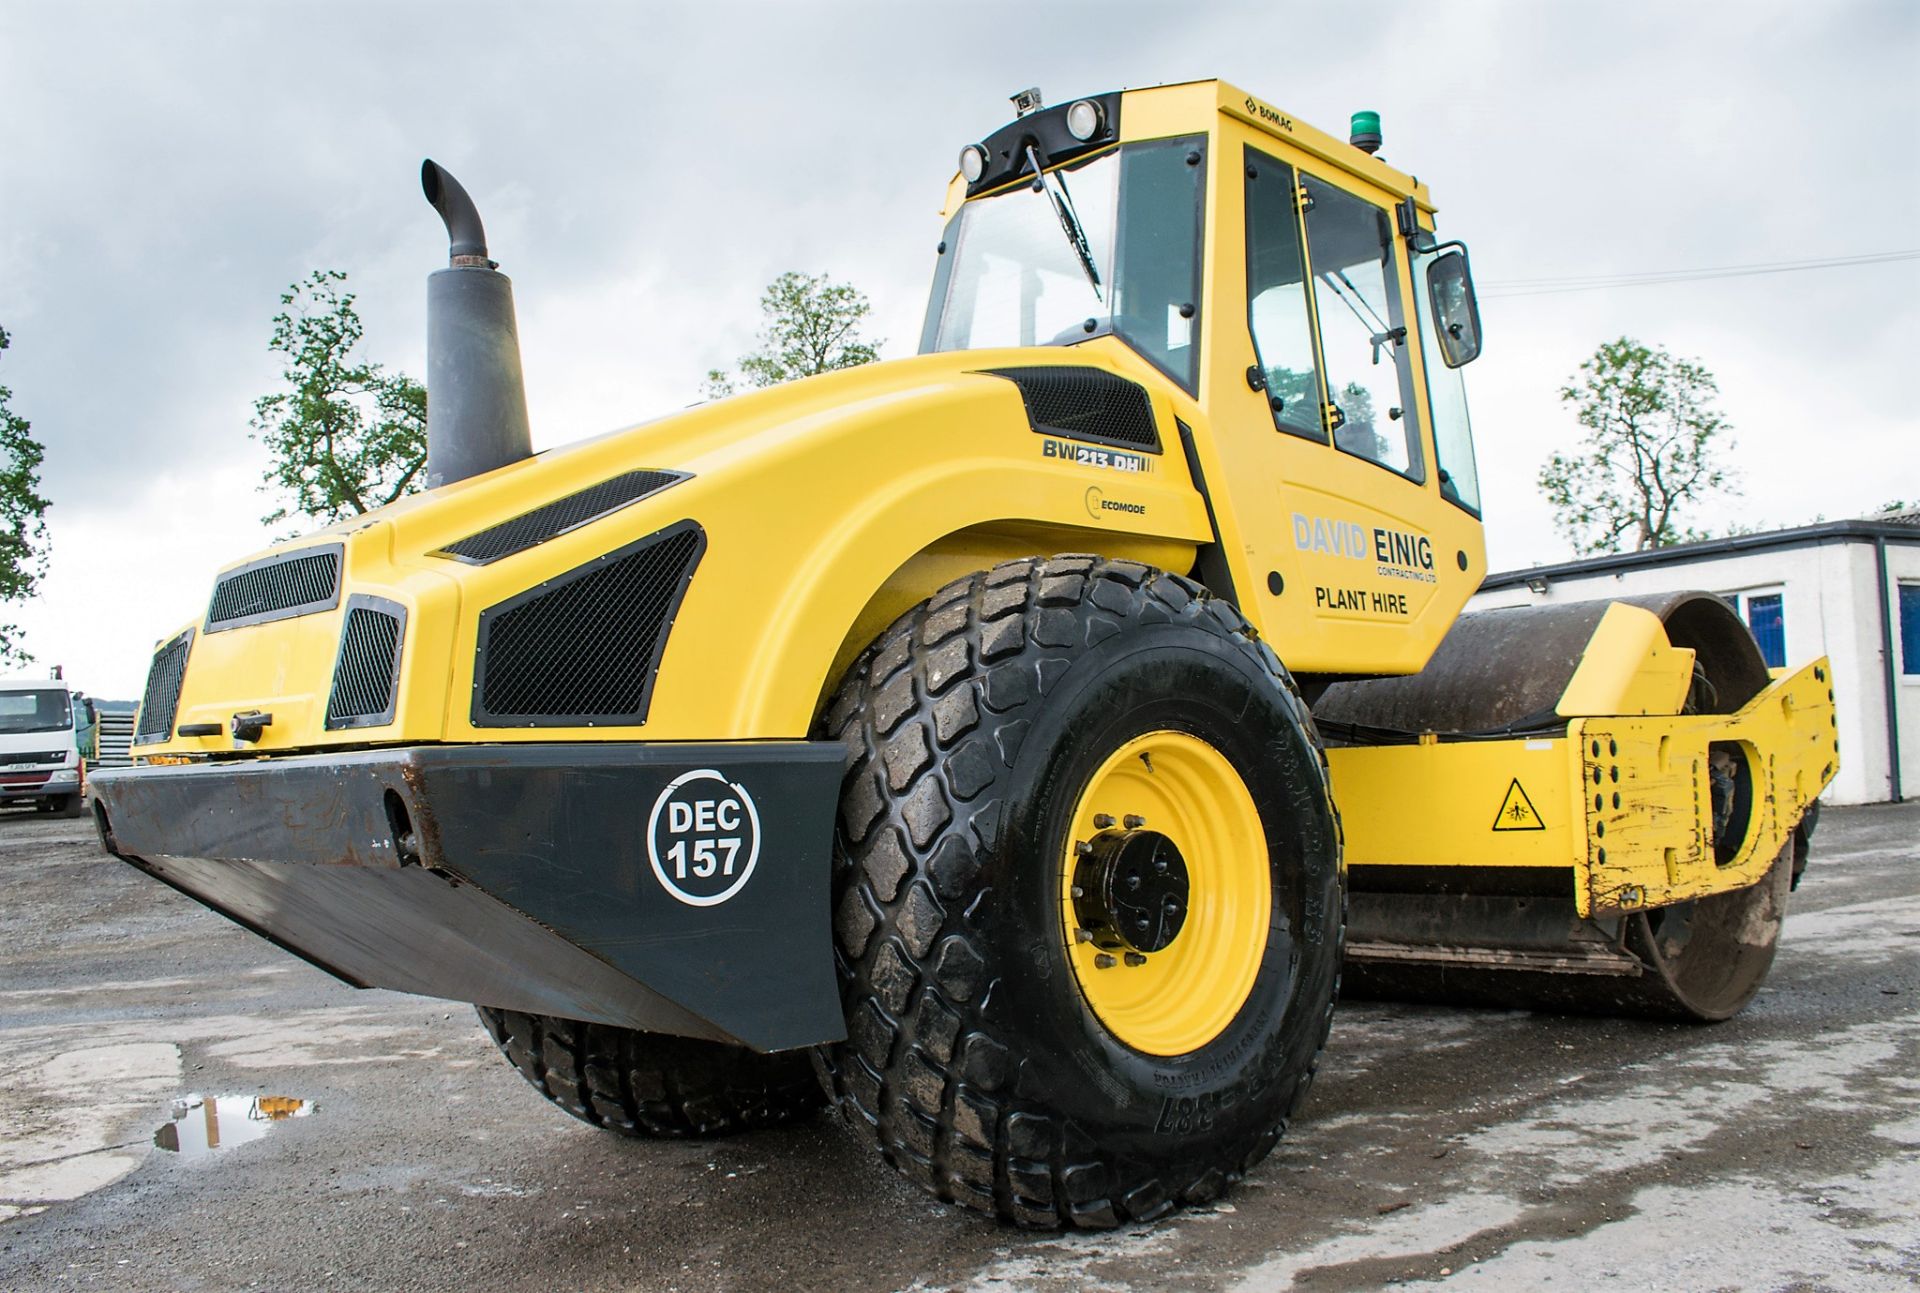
[943,79,1433,218]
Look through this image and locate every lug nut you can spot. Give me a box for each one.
[1095,953,1116,969]
[1070,885,1085,899]
[1093,813,1115,829]
[1074,927,1093,944]
[1124,814,1146,829]
[1124,952,1147,967]
[1075,841,1093,857]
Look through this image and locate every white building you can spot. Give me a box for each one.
[1474,511,1920,806]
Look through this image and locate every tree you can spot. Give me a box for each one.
[703,271,882,398]
[1540,337,1739,555]
[0,326,51,668]
[251,271,426,528]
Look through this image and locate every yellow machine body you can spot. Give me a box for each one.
[129,79,1833,926]
[136,81,1488,756]
[147,344,1214,752]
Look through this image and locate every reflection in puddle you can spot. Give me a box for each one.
[153,1094,311,1158]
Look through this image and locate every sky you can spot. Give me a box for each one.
[1,0,1916,697]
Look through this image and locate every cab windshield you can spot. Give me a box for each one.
[0,689,72,736]
[921,137,1205,390]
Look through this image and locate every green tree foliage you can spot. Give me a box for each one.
[251,271,426,528]
[703,271,882,398]
[1540,338,1738,555]
[0,326,51,668]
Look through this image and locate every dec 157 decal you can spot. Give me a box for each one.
[646,769,762,907]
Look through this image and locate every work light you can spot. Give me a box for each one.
[960,144,987,184]
[1066,99,1104,141]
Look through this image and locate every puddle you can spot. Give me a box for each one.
[153,1094,311,1158]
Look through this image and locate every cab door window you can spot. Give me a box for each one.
[1243,148,1326,441]
[1301,177,1424,482]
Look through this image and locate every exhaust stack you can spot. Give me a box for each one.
[421,160,532,488]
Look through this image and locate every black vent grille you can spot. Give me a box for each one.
[325,596,406,730]
[206,545,342,631]
[435,470,690,565]
[134,630,193,745]
[983,366,1162,452]
[473,521,705,726]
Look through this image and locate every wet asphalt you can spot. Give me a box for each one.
[0,801,1914,1292]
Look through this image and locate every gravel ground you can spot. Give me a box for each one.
[0,800,1914,1291]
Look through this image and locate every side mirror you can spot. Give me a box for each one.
[1427,248,1482,368]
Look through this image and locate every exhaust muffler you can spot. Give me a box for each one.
[420,160,533,488]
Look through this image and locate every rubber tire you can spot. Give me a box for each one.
[476,1006,825,1138]
[817,555,1344,1228]
[58,794,86,819]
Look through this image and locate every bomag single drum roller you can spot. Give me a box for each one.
[92,80,1837,1228]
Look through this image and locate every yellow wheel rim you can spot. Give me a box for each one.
[1059,730,1270,1056]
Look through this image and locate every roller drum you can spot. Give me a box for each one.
[1326,592,1796,1021]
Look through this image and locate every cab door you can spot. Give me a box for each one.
[1195,123,1484,676]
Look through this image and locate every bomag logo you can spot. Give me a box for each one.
[1086,486,1147,519]
[1293,512,1436,583]
[1243,96,1294,131]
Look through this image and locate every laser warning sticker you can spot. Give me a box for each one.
[1492,778,1545,832]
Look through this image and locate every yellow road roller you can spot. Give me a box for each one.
[92,79,1837,1228]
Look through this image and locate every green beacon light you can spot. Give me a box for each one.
[1350,110,1382,155]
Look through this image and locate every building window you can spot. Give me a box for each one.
[1745,592,1786,669]
[1901,584,1920,677]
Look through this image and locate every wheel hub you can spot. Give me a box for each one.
[1059,729,1271,1056]
[1073,828,1190,954]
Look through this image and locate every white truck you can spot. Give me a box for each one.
[0,675,92,817]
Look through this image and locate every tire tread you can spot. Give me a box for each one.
[818,555,1344,1227]
[477,1006,825,1138]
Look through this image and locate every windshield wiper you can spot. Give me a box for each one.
[1322,270,1405,364]
[1026,145,1103,303]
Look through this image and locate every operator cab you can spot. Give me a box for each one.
[921,82,1492,678]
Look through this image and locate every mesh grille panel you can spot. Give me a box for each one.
[326,600,404,729]
[437,470,688,564]
[135,631,193,744]
[983,366,1161,452]
[207,547,341,630]
[474,522,704,725]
